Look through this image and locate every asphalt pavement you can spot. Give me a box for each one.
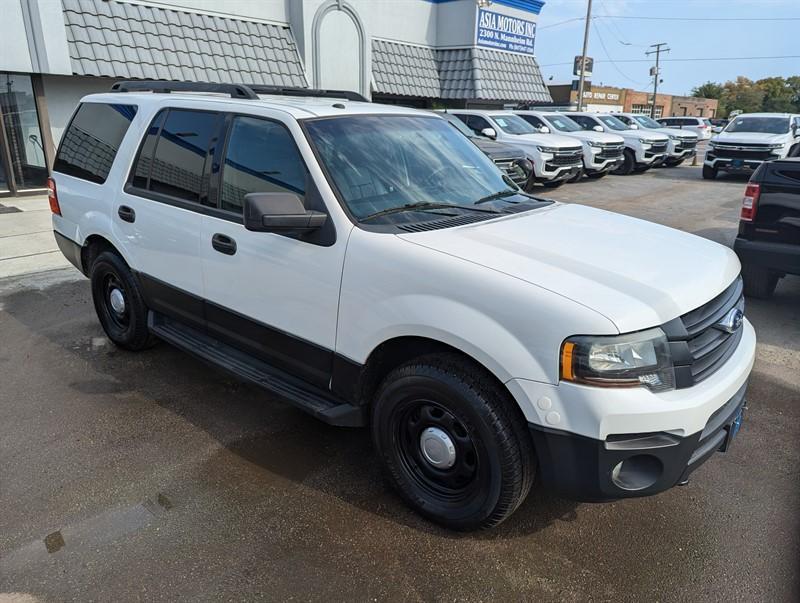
[1,164,798,602]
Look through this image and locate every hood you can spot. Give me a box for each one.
[713,131,788,144]
[617,129,669,143]
[555,130,625,144]
[503,132,583,150]
[655,127,697,140]
[398,203,740,333]
[472,138,526,159]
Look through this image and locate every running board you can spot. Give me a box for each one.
[148,312,365,427]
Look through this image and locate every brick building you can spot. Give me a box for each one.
[547,84,718,118]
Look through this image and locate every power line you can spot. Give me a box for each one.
[591,22,649,86]
[538,16,586,30]
[597,15,800,22]
[540,55,800,67]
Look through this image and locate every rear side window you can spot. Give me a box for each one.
[220,116,306,213]
[53,103,137,184]
[131,109,222,204]
[570,116,596,130]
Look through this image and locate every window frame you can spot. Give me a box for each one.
[215,113,311,217]
[53,101,139,185]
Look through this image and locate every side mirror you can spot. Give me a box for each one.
[480,127,497,139]
[538,126,551,134]
[592,125,603,132]
[629,123,639,130]
[244,192,327,233]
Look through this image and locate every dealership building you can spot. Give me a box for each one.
[0,0,551,197]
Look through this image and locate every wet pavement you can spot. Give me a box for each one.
[1,165,798,601]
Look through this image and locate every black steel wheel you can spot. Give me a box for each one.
[372,354,535,530]
[90,251,156,351]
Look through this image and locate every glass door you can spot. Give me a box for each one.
[0,73,48,193]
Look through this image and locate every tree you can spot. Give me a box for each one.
[720,77,765,116]
[691,81,724,100]
[757,77,796,113]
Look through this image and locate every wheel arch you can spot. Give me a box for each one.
[80,233,129,275]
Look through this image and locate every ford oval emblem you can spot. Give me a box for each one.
[714,308,744,334]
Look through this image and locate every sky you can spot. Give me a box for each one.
[534,0,798,95]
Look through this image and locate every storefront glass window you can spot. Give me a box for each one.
[0,73,48,190]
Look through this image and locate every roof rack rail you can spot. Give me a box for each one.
[110,81,259,100]
[246,84,369,103]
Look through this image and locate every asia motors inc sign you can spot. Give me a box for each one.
[476,7,536,55]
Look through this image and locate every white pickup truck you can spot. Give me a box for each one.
[448,110,584,187]
[703,113,800,179]
[615,113,698,167]
[563,112,670,175]
[515,110,626,179]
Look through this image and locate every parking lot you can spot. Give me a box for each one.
[1,164,798,601]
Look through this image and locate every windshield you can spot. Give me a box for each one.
[725,117,790,134]
[597,115,630,131]
[544,115,582,132]
[304,115,518,221]
[491,114,537,135]
[632,115,662,129]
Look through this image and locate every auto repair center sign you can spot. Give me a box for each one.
[476,7,536,55]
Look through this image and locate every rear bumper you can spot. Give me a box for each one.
[734,237,800,276]
[53,230,85,274]
[529,381,747,501]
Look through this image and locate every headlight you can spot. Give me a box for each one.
[537,146,559,153]
[560,328,675,392]
[708,141,717,149]
[668,134,678,140]
[637,138,652,146]
[587,141,603,148]
[767,143,786,149]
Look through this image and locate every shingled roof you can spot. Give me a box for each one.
[61,0,308,87]
[372,40,551,103]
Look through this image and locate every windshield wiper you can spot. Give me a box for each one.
[474,189,520,205]
[360,202,503,222]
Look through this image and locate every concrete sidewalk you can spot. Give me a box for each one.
[0,195,75,281]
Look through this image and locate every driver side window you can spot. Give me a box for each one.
[572,116,596,131]
[220,116,307,214]
[464,115,492,135]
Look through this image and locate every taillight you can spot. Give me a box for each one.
[47,177,61,215]
[740,183,760,221]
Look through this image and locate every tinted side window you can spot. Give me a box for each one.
[465,115,491,134]
[148,109,221,203]
[53,103,137,184]
[131,110,166,189]
[571,116,595,130]
[519,114,545,128]
[220,117,307,213]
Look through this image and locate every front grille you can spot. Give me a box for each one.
[677,139,697,150]
[548,153,583,167]
[666,277,745,388]
[650,142,668,153]
[598,145,624,159]
[493,158,529,185]
[712,147,774,160]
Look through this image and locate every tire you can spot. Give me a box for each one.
[664,158,684,167]
[613,149,636,175]
[372,354,535,531]
[741,263,779,299]
[586,170,607,179]
[702,164,718,180]
[567,168,584,183]
[90,250,157,350]
[788,144,800,158]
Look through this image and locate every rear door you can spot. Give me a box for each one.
[115,107,224,328]
[199,113,346,387]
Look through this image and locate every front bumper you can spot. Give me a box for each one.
[528,381,747,501]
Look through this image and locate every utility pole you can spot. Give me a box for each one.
[646,42,669,118]
[576,0,593,111]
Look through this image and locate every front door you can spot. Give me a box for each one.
[200,114,347,387]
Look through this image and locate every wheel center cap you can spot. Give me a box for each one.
[420,427,456,469]
[109,288,126,315]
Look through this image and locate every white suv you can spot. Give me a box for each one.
[564,112,670,175]
[448,110,583,187]
[615,113,699,167]
[51,81,755,530]
[658,116,713,140]
[703,113,800,179]
[515,110,625,179]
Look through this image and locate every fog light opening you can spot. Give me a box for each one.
[611,455,663,491]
